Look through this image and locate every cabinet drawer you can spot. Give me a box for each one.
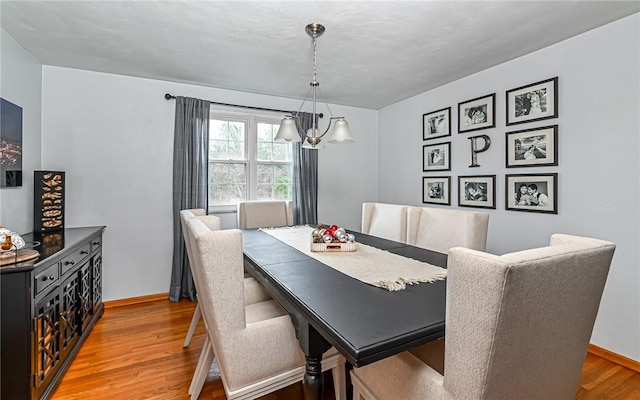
[61,243,91,275]
[90,235,102,253]
[35,263,59,295]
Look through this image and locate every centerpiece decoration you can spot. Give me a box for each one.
[310,224,356,252]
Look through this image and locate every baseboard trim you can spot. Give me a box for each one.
[104,293,169,309]
[589,344,640,373]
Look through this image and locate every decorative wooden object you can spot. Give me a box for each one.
[310,241,357,252]
[34,171,65,232]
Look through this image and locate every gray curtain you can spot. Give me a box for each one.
[170,96,210,302]
[292,112,318,225]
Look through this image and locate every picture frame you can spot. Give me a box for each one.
[423,107,451,141]
[1,98,23,187]
[506,77,558,126]
[423,142,451,172]
[458,93,495,133]
[423,176,450,205]
[506,173,558,214]
[458,175,496,209]
[506,125,558,168]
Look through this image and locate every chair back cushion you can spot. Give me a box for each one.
[361,202,409,242]
[406,207,489,253]
[186,220,246,333]
[237,200,293,229]
[179,209,221,276]
[444,234,615,399]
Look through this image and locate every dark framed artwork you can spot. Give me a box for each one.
[423,176,451,205]
[423,142,451,172]
[34,171,65,232]
[458,93,495,133]
[506,77,558,126]
[506,173,558,214]
[506,125,558,168]
[0,98,23,187]
[458,175,496,209]
[423,107,451,141]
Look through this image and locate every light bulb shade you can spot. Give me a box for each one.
[327,119,355,144]
[275,117,301,142]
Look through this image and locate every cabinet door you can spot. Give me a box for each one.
[34,289,62,398]
[91,252,102,313]
[79,261,92,331]
[60,272,81,359]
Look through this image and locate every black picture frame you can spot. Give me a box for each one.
[423,142,451,172]
[423,107,451,141]
[506,173,558,214]
[458,175,496,209]
[423,176,451,205]
[1,98,23,187]
[506,77,558,126]
[458,93,496,133]
[505,125,558,168]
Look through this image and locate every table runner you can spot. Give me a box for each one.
[260,225,447,291]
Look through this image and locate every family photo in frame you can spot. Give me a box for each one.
[423,142,451,171]
[506,125,558,168]
[423,107,451,140]
[458,93,495,133]
[506,173,557,214]
[506,77,558,125]
[423,176,450,205]
[458,175,496,209]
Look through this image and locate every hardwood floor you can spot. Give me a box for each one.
[50,299,640,400]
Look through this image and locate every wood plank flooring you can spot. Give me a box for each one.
[50,299,640,400]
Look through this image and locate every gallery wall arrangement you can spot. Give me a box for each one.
[422,76,559,214]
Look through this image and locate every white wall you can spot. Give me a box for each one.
[40,67,377,301]
[0,29,42,233]
[378,14,640,361]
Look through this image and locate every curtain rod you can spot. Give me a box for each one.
[164,93,323,118]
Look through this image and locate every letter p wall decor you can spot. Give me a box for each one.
[468,134,491,167]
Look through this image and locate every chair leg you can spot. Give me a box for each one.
[189,336,213,396]
[332,363,347,400]
[183,303,202,347]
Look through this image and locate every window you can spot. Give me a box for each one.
[208,112,293,211]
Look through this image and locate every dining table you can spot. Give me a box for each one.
[241,227,448,400]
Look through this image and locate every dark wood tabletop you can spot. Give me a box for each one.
[242,228,448,400]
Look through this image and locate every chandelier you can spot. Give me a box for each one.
[275,23,355,149]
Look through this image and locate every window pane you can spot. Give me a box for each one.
[208,162,247,205]
[210,119,245,160]
[257,164,273,184]
[256,164,292,201]
[272,142,291,162]
[257,122,286,162]
[274,165,292,200]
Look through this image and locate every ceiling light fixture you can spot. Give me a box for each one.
[275,23,355,149]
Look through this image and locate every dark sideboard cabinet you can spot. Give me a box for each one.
[1,226,105,400]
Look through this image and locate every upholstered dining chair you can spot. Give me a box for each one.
[406,206,489,253]
[237,200,294,229]
[351,234,616,400]
[361,202,410,243]
[179,209,270,348]
[186,218,347,400]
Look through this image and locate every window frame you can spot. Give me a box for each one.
[208,111,293,213]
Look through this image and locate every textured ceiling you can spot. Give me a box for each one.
[1,1,638,109]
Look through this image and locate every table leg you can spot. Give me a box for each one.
[296,319,331,400]
[303,355,324,400]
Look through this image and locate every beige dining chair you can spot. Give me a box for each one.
[351,234,616,400]
[237,200,294,229]
[361,202,410,243]
[179,209,270,348]
[406,206,489,253]
[186,218,347,400]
